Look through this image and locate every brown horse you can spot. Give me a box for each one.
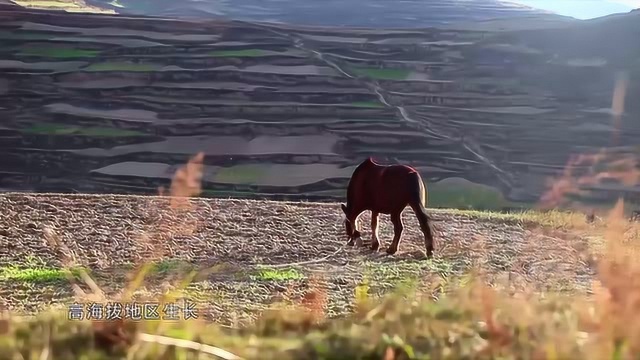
[341,157,435,258]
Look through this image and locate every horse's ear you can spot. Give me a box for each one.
[341,204,347,214]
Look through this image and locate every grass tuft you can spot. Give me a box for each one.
[253,268,305,281]
[0,265,84,283]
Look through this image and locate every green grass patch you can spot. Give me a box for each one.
[23,123,144,137]
[209,49,267,57]
[427,177,516,211]
[349,66,411,80]
[362,259,454,295]
[433,207,589,231]
[0,265,83,283]
[149,259,192,275]
[84,62,160,72]
[349,101,385,108]
[252,267,305,281]
[18,47,100,58]
[214,164,267,185]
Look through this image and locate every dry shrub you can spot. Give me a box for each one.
[538,149,640,213]
[300,274,328,323]
[141,152,206,262]
[37,153,211,357]
[580,198,640,358]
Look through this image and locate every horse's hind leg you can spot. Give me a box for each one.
[411,203,434,259]
[386,212,404,255]
[370,211,380,251]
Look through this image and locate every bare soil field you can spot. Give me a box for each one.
[0,193,594,326]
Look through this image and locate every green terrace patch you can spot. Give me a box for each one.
[349,101,385,108]
[214,164,267,185]
[427,177,517,211]
[209,49,268,57]
[84,62,161,72]
[18,47,100,58]
[252,267,305,281]
[23,123,144,137]
[349,66,411,81]
[0,265,84,283]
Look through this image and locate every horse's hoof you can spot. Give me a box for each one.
[355,238,364,247]
[385,248,397,255]
[346,240,354,246]
[426,247,434,259]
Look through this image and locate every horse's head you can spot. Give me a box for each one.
[341,204,361,240]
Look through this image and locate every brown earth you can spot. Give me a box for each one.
[0,193,594,325]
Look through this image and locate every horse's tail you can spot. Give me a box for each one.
[409,171,435,257]
[409,170,428,209]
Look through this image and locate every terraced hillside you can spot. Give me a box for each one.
[1,4,640,207]
[12,0,573,29]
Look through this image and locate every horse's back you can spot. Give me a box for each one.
[347,159,424,211]
[367,164,422,213]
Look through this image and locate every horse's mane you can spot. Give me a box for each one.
[346,157,376,208]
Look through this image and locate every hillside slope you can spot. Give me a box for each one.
[0,4,639,207]
[0,193,593,322]
[12,0,574,28]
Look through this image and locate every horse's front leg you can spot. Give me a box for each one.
[346,213,363,247]
[354,214,364,247]
[370,211,380,251]
[386,212,404,255]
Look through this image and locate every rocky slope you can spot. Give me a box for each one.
[1,3,639,207]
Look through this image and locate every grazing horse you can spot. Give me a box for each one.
[341,157,435,258]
